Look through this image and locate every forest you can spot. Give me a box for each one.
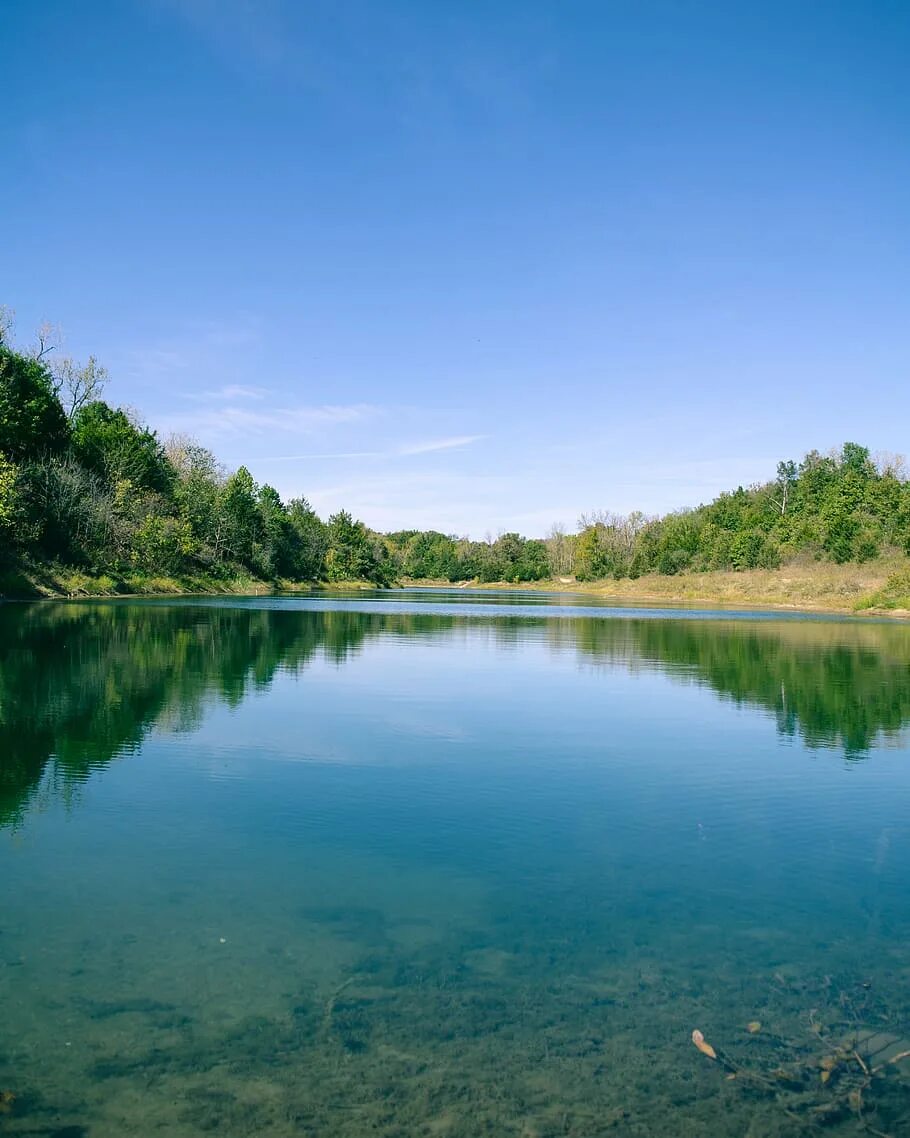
[2,313,910,590]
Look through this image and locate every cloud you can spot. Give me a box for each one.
[397,434,486,456]
[266,451,385,461]
[256,434,486,463]
[159,402,377,439]
[184,384,269,402]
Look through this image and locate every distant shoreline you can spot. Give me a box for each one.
[400,560,910,618]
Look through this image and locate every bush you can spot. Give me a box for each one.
[131,515,197,573]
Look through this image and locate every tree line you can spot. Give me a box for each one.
[2,310,909,587]
[563,442,910,581]
[378,443,910,583]
[0,314,392,584]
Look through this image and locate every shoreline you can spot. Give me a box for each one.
[2,561,909,619]
[399,562,910,619]
[0,568,374,603]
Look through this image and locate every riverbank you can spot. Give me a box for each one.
[405,557,910,617]
[0,563,325,600]
[4,558,910,616]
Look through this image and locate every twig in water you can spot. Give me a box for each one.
[322,976,356,1034]
[871,1048,910,1075]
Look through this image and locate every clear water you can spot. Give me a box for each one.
[2,591,910,1137]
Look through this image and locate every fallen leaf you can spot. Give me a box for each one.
[692,1029,717,1061]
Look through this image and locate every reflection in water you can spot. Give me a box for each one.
[556,617,910,757]
[3,597,910,1137]
[2,599,909,826]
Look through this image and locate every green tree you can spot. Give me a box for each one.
[0,453,21,553]
[654,511,701,575]
[770,461,798,516]
[325,510,393,584]
[72,401,172,494]
[18,455,114,564]
[325,510,370,581]
[131,515,197,573]
[220,466,261,567]
[730,529,765,570]
[166,437,226,566]
[394,530,458,579]
[0,346,69,460]
[254,484,295,578]
[514,538,550,581]
[840,441,873,478]
[287,497,328,580]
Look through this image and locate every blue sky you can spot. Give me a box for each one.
[3,1,908,536]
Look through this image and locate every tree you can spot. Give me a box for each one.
[514,538,550,581]
[0,454,21,551]
[72,401,172,493]
[545,523,573,577]
[287,497,328,580]
[730,530,765,570]
[130,514,196,573]
[771,460,797,516]
[325,510,370,581]
[220,466,260,567]
[166,435,225,563]
[255,484,295,577]
[51,355,108,419]
[325,510,393,584]
[574,511,649,579]
[18,455,115,563]
[0,347,69,460]
[840,442,873,478]
[654,511,701,575]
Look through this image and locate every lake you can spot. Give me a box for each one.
[2,591,909,1137]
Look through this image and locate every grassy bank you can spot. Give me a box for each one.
[0,561,397,599]
[405,555,910,616]
[0,563,316,600]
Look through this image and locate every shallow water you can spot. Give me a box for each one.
[2,591,910,1136]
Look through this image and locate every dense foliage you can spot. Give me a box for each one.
[564,444,910,581]
[0,331,393,585]
[385,443,910,582]
[2,316,909,587]
[384,529,550,583]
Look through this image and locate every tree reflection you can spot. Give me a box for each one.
[559,617,910,757]
[2,602,908,825]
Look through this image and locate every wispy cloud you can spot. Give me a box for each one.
[397,434,486,456]
[184,383,269,402]
[258,434,486,462]
[266,451,385,461]
[159,402,377,439]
